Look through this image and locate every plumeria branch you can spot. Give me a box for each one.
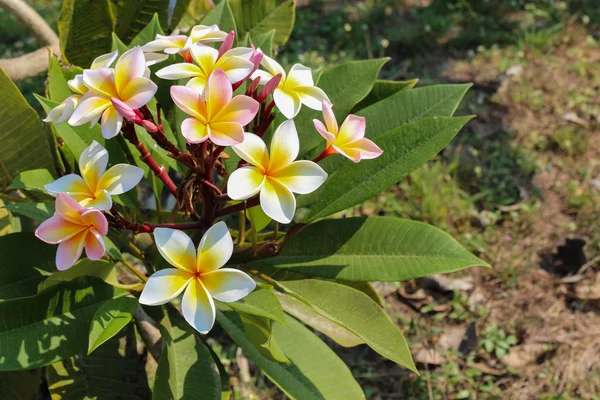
[107,205,203,233]
[216,197,260,217]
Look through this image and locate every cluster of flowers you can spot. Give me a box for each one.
[36,24,382,333]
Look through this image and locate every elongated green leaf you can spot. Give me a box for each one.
[277,293,363,347]
[248,29,275,57]
[48,327,150,399]
[8,169,55,193]
[0,277,118,371]
[0,370,42,400]
[48,57,77,102]
[0,70,56,190]
[200,0,236,33]
[230,0,295,46]
[130,13,165,47]
[88,296,138,354]
[259,216,489,282]
[217,309,364,399]
[235,309,289,364]
[226,284,285,325]
[299,116,473,220]
[278,279,416,372]
[153,308,221,400]
[352,79,419,112]
[0,233,55,301]
[5,202,54,221]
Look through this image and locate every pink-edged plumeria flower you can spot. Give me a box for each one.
[228,120,328,224]
[171,69,259,146]
[68,46,158,139]
[141,24,227,63]
[45,141,144,211]
[139,222,256,334]
[44,50,119,124]
[35,193,108,271]
[156,42,255,94]
[313,100,383,163]
[252,54,329,119]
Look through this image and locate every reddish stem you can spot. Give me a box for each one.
[312,146,337,163]
[108,207,203,233]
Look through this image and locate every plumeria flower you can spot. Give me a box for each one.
[45,141,144,211]
[252,54,329,119]
[228,120,328,223]
[141,25,227,63]
[156,42,255,94]
[43,50,118,124]
[313,100,383,163]
[68,46,158,139]
[139,222,256,334]
[35,193,108,271]
[171,69,259,146]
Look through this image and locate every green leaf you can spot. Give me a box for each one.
[218,309,364,399]
[5,202,54,221]
[0,233,56,301]
[59,0,114,67]
[259,216,489,281]
[48,327,150,399]
[247,205,272,233]
[232,308,290,364]
[226,284,285,325]
[229,0,296,46]
[0,277,118,371]
[48,56,75,102]
[8,169,55,193]
[111,32,130,54]
[88,296,138,354]
[352,79,419,112]
[277,293,364,347]
[299,116,473,220]
[277,279,417,372]
[248,29,275,57]
[153,308,221,400]
[0,370,42,400]
[129,13,165,47]
[0,70,56,190]
[200,0,236,33]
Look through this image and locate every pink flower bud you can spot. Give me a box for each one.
[217,31,235,59]
[142,120,159,133]
[257,73,282,102]
[111,98,142,124]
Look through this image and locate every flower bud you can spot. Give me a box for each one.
[142,120,159,133]
[256,73,282,102]
[217,30,235,59]
[111,98,143,125]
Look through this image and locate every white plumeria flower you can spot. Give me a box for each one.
[228,120,328,224]
[44,50,118,124]
[156,43,255,94]
[68,46,158,139]
[45,141,144,211]
[141,25,227,62]
[139,222,256,334]
[252,54,330,119]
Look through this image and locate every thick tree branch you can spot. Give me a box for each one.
[134,307,162,362]
[0,0,59,45]
[0,45,59,81]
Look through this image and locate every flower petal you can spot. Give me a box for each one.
[213,95,259,126]
[227,166,265,200]
[260,54,285,79]
[205,69,232,120]
[156,63,204,80]
[79,140,108,190]
[190,44,219,72]
[197,221,233,273]
[142,35,188,52]
[208,122,244,146]
[202,268,256,302]
[186,77,207,94]
[231,132,269,169]
[90,50,119,69]
[35,215,85,244]
[269,119,299,171]
[45,174,92,197]
[273,88,301,119]
[144,52,169,66]
[153,228,197,273]
[121,77,157,109]
[218,56,255,84]
[115,46,147,93]
[286,63,313,88]
[181,118,209,144]
[44,96,79,124]
[98,164,144,195]
[272,160,327,194]
[56,232,86,271]
[260,178,296,224]
[337,114,366,144]
[81,209,109,235]
[181,279,216,334]
[352,138,383,160]
[251,69,274,85]
[322,100,338,134]
[68,95,112,126]
[55,193,85,222]
[84,230,106,260]
[295,85,329,110]
[190,25,228,43]
[81,189,113,211]
[171,85,207,120]
[313,119,335,143]
[139,268,193,306]
[101,106,123,139]
[82,68,118,98]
